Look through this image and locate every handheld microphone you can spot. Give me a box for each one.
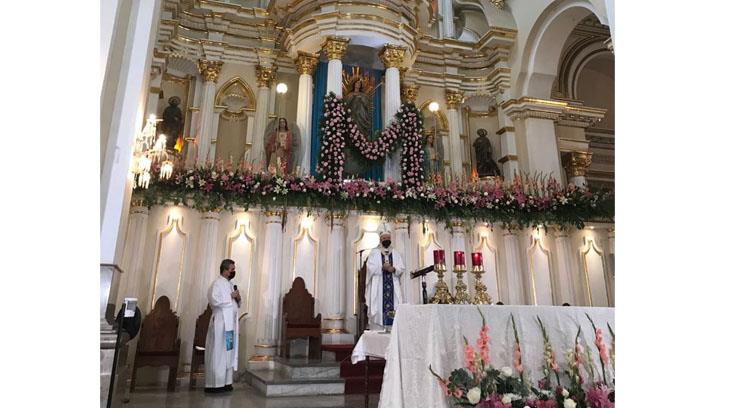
[233,285,240,306]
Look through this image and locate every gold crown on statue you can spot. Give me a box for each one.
[342,66,376,97]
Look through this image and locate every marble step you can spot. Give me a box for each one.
[245,369,346,397]
[278,358,341,379]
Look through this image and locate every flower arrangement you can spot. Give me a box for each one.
[133,162,613,228]
[317,92,425,189]
[429,310,615,408]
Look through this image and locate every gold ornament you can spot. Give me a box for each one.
[564,151,593,178]
[401,84,419,104]
[323,36,350,61]
[452,265,471,304]
[445,90,464,110]
[198,59,223,83]
[471,265,493,305]
[255,65,277,88]
[295,52,318,76]
[430,263,453,304]
[342,66,376,97]
[490,0,506,10]
[379,44,406,69]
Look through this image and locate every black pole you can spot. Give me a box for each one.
[107,303,126,408]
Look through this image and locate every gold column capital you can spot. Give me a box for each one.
[295,52,319,75]
[255,65,277,88]
[197,59,223,83]
[563,151,593,178]
[378,44,407,69]
[445,90,464,110]
[401,84,419,104]
[323,36,350,61]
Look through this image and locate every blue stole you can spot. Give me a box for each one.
[381,252,395,326]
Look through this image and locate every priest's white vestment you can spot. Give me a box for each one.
[205,276,240,388]
[365,247,406,328]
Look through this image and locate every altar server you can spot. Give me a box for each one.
[205,259,241,393]
[365,231,406,330]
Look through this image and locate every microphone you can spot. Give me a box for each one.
[410,264,435,279]
[233,285,240,306]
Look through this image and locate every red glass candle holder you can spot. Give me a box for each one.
[471,252,483,267]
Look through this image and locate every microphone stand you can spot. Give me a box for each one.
[421,276,428,304]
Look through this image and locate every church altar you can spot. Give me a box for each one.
[379,304,614,408]
[114,202,614,373]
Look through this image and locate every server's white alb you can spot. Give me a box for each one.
[205,275,240,388]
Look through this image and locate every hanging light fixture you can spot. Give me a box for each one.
[130,115,176,188]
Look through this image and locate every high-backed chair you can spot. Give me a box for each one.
[280,277,321,359]
[189,305,212,389]
[130,296,181,392]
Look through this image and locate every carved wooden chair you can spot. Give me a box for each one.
[130,296,181,392]
[189,305,212,389]
[281,277,322,359]
[356,264,368,342]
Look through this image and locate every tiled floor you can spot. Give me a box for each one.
[120,383,379,408]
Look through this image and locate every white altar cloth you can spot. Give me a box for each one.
[351,330,391,364]
[378,304,614,408]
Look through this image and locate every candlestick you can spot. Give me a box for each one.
[430,262,453,304]
[471,263,493,305]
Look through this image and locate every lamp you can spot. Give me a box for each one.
[428,101,439,112]
[130,114,175,188]
[276,83,288,94]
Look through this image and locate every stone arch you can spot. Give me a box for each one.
[214,77,256,120]
[516,0,608,99]
[556,37,611,99]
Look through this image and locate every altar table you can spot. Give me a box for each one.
[378,304,614,408]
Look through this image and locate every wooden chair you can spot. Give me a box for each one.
[281,277,321,359]
[356,264,368,342]
[189,305,212,389]
[130,296,181,392]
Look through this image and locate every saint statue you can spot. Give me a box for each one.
[160,96,183,151]
[473,129,501,177]
[423,130,444,182]
[341,68,378,177]
[344,78,372,138]
[264,117,300,174]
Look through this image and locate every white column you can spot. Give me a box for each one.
[324,37,349,97]
[253,210,285,360]
[440,0,455,38]
[523,117,563,183]
[323,214,354,344]
[295,53,318,175]
[193,211,222,313]
[251,65,275,166]
[502,227,525,304]
[564,151,593,187]
[553,229,579,305]
[496,105,519,182]
[99,0,162,404]
[244,111,255,163]
[207,108,223,163]
[100,0,120,89]
[607,227,615,305]
[380,45,406,181]
[195,59,222,166]
[116,204,149,307]
[445,90,464,180]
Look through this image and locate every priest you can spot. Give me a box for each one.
[204,259,241,393]
[365,231,406,330]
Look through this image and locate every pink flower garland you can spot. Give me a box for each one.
[317,92,425,189]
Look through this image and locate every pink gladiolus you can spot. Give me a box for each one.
[513,343,523,373]
[464,344,477,373]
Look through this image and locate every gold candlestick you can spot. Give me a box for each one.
[471,265,493,304]
[430,263,453,304]
[452,264,471,304]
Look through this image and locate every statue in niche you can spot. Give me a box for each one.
[473,129,501,177]
[342,67,378,177]
[160,96,184,151]
[423,130,444,182]
[265,117,301,174]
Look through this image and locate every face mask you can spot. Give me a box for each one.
[228,271,236,280]
[382,240,391,248]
